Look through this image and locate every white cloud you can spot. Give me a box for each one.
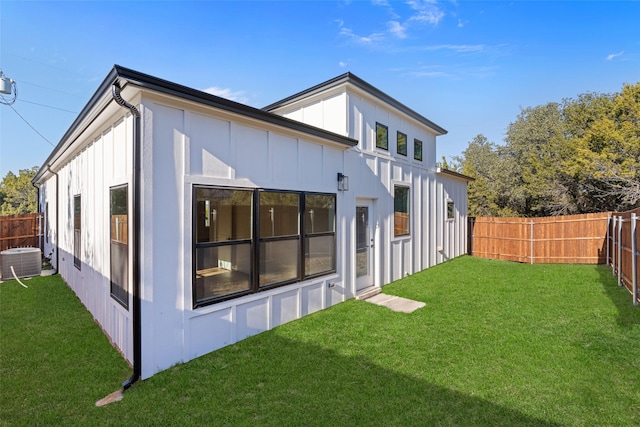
[606,51,624,61]
[339,61,348,67]
[388,21,408,39]
[203,86,248,104]
[423,44,488,53]
[339,25,385,44]
[406,0,445,25]
[457,18,468,28]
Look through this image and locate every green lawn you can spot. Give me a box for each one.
[1,256,639,426]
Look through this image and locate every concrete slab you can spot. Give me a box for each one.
[365,293,425,313]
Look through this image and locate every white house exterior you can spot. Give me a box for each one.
[33,66,470,381]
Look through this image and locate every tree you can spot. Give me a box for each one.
[565,83,640,211]
[0,167,40,215]
[456,81,640,217]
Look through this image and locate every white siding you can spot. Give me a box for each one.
[40,114,134,363]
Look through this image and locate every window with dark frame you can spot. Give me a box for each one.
[194,187,253,304]
[394,186,410,237]
[376,122,388,150]
[45,202,49,243]
[73,195,81,270]
[304,194,336,277]
[447,200,455,220]
[110,185,129,308]
[414,139,423,161]
[193,186,336,308]
[259,191,300,288]
[397,131,407,156]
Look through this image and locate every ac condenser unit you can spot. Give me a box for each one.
[1,247,42,280]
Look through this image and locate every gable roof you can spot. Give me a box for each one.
[262,72,448,136]
[33,65,358,184]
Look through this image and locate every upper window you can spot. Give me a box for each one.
[447,200,455,220]
[414,139,423,161]
[110,185,129,308]
[193,186,336,308]
[73,195,81,270]
[394,186,410,237]
[376,123,388,150]
[397,131,407,156]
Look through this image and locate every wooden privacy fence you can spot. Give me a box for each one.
[469,209,639,305]
[469,212,610,265]
[0,213,43,252]
[607,208,639,306]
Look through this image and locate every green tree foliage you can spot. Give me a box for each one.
[0,167,39,215]
[458,82,640,216]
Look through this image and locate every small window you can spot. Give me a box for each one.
[376,123,388,150]
[414,139,423,161]
[397,131,407,156]
[447,200,455,220]
[73,195,81,270]
[394,186,410,236]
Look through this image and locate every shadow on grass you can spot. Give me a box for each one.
[596,264,639,328]
[121,332,560,426]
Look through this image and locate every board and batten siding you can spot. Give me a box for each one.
[274,84,451,288]
[139,96,349,378]
[42,113,134,363]
[436,170,469,263]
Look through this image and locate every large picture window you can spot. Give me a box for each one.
[376,123,388,150]
[110,185,129,308]
[73,194,81,270]
[394,186,410,237]
[193,186,336,307]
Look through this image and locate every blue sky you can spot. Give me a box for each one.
[1,0,638,178]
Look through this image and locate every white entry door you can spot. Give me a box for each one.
[355,202,374,291]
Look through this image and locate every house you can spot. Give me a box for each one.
[32,66,470,382]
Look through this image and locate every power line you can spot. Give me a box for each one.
[18,99,78,113]
[6,103,56,147]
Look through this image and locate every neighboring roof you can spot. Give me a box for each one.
[436,167,475,182]
[262,72,448,136]
[33,65,358,184]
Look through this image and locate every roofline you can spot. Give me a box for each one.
[436,167,475,182]
[262,72,448,136]
[33,65,358,184]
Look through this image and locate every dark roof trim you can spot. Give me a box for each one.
[437,167,475,182]
[34,65,358,183]
[263,72,448,136]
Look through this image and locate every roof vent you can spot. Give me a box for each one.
[1,248,41,280]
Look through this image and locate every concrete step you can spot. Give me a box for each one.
[356,285,381,300]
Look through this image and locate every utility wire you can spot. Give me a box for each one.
[6,103,56,147]
[18,99,78,113]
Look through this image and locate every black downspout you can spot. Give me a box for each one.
[111,83,142,390]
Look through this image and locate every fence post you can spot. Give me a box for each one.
[618,216,623,287]
[530,220,534,265]
[606,215,611,268]
[632,213,637,306]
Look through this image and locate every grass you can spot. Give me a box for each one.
[1,256,639,426]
